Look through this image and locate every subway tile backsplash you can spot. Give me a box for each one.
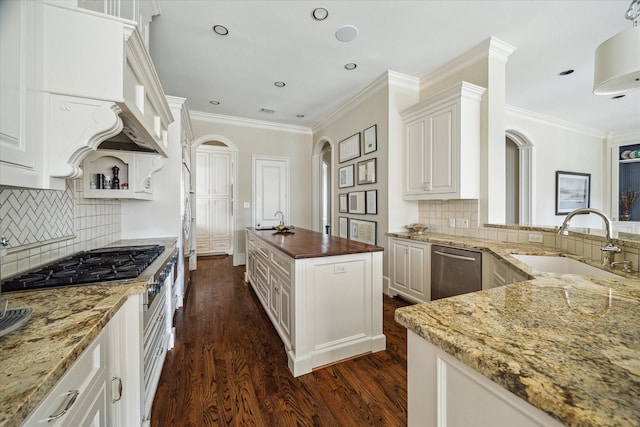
[418,199,640,272]
[0,180,121,280]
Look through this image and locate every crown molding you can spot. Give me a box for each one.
[487,37,517,63]
[420,37,516,92]
[312,70,418,133]
[189,111,312,135]
[505,105,605,139]
[605,129,640,145]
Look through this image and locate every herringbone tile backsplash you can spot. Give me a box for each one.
[0,180,121,279]
[0,182,74,245]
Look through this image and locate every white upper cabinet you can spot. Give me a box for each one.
[401,82,485,200]
[0,1,43,189]
[0,0,171,191]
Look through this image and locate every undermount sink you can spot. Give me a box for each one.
[512,255,621,278]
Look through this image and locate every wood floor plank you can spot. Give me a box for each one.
[151,255,410,426]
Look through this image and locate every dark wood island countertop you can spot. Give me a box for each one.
[247,227,383,259]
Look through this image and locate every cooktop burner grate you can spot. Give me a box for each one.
[0,306,32,338]
[1,245,165,293]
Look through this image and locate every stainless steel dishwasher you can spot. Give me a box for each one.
[431,245,482,300]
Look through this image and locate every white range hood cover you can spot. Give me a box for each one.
[42,3,173,188]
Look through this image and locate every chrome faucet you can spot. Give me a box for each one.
[557,208,621,266]
[274,210,284,226]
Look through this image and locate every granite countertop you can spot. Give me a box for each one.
[391,232,640,427]
[0,237,177,427]
[248,227,383,259]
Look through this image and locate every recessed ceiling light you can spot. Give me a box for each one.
[212,25,229,36]
[336,25,358,42]
[296,114,305,118]
[209,100,220,105]
[274,81,286,87]
[344,63,357,70]
[312,7,329,21]
[558,69,575,76]
[612,94,626,99]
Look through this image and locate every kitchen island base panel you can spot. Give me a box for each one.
[288,334,387,377]
[408,331,564,427]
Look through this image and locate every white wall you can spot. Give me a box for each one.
[190,114,313,256]
[506,109,606,229]
[312,75,391,279]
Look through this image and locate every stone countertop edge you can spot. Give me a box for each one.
[0,237,177,427]
[389,232,640,427]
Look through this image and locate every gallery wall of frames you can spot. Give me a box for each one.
[337,124,379,245]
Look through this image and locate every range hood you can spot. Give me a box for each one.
[41,3,173,189]
[97,118,159,153]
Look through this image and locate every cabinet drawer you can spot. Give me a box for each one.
[24,330,107,426]
[255,257,269,283]
[270,250,292,278]
[270,267,291,290]
[254,276,269,304]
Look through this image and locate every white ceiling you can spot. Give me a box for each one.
[148,0,640,134]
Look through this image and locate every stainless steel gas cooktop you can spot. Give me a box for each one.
[1,245,165,293]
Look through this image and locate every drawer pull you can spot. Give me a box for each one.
[112,377,123,403]
[47,390,79,422]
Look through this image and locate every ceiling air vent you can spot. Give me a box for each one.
[260,108,276,114]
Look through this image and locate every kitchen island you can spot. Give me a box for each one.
[245,227,385,377]
[393,232,640,427]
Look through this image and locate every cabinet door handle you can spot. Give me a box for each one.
[47,390,79,421]
[112,377,123,403]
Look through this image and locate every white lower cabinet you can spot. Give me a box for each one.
[389,238,430,302]
[24,296,145,426]
[23,326,110,426]
[482,252,529,290]
[408,330,564,427]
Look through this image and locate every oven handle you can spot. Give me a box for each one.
[433,250,477,262]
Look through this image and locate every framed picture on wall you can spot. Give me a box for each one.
[366,190,377,214]
[339,164,354,188]
[339,217,348,238]
[339,194,348,213]
[357,158,376,185]
[339,133,361,163]
[556,171,591,215]
[349,219,377,245]
[363,124,377,154]
[348,191,366,214]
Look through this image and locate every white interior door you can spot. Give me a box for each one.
[253,156,289,229]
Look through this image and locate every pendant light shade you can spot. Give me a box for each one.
[593,26,640,95]
[593,0,640,95]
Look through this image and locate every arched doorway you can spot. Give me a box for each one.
[505,130,534,225]
[311,137,334,233]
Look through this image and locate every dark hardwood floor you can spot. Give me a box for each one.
[151,255,411,427]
